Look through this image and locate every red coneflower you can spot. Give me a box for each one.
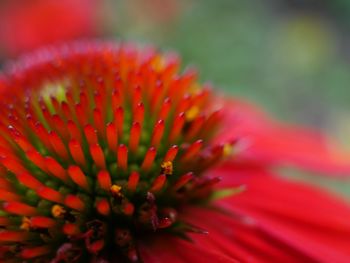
[0,0,100,57]
[0,41,349,262]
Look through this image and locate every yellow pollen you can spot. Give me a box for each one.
[20,217,31,231]
[110,184,122,197]
[185,106,200,121]
[52,205,66,218]
[223,143,234,157]
[161,161,173,175]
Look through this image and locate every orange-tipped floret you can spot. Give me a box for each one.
[0,41,234,262]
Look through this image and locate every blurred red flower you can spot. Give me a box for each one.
[0,0,100,57]
[0,41,349,262]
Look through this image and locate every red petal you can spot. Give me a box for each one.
[37,186,64,204]
[3,201,37,216]
[63,223,81,236]
[181,207,311,263]
[210,163,350,262]
[0,189,21,201]
[96,199,110,216]
[0,231,30,242]
[217,99,350,175]
[21,245,50,258]
[67,165,90,191]
[97,170,112,192]
[64,195,85,212]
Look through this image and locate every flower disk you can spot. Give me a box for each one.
[0,42,231,262]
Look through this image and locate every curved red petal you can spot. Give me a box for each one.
[180,207,313,263]
[216,99,350,175]
[210,163,350,262]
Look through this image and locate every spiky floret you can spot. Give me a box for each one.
[0,42,233,262]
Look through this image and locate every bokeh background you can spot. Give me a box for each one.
[0,0,349,196]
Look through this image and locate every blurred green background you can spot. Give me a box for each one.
[111,0,350,131]
[109,0,350,196]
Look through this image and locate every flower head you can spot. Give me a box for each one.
[0,41,349,263]
[0,42,235,262]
